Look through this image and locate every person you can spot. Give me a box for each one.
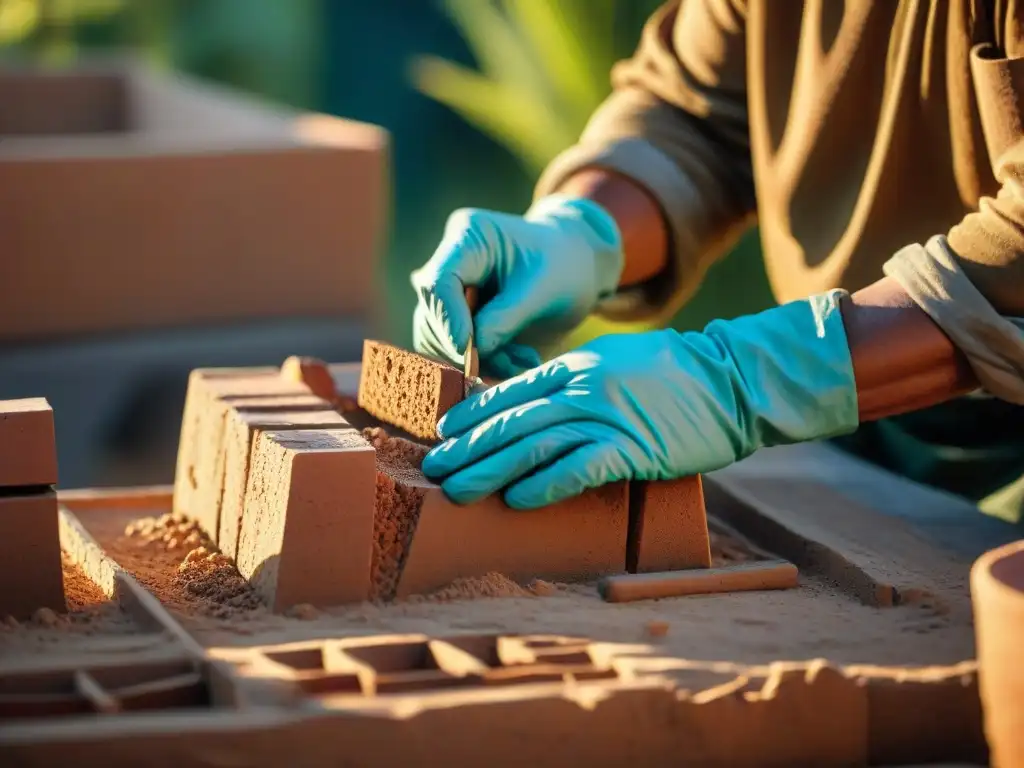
[410,0,1024,515]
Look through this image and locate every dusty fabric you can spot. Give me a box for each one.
[534,1,1024,356]
[884,236,1024,404]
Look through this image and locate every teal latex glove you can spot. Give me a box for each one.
[411,194,625,379]
[421,291,860,509]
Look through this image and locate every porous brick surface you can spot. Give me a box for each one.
[237,428,376,610]
[357,340,463,440]
[172,369,325,539]
[0,398,57,487]
[218,408,349,560]
[631,476,712,573]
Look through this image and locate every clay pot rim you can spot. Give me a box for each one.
[972,539,1024,599]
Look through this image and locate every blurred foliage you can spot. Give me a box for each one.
[0,0,773,351]
[0,0,320,107]
[412,0,773,349]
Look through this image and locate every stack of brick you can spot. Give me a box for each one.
[174,349,713,613]
[0,398,65,619]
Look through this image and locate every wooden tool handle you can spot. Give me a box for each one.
[598,560,798,604]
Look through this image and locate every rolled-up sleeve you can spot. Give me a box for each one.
[533,0,755,323]
[884,138,1024,404]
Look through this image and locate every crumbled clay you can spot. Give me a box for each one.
[96,510,263,619]
[645,620,670,638]
[363,427,431,602]
[406,572,535,603]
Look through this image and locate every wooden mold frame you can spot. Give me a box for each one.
[0,485,989,766]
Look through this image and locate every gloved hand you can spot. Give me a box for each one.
[421,291,860,508]
[411,194,625,379]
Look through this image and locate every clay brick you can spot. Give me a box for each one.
[237,428,376,610]
[629,476,711,573]
[357,340,463,440]
[172,368,325,538]
[218,408,350,560]
[0,490,64,619]
[0,398,57,487]
[394,479,629,600]
[280,356,338,402]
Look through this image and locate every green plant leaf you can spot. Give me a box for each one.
[502,0,609,126]
[440,0,548,100]
[411,54,575,171]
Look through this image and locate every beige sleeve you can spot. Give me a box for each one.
[534,0,756,324]
[883,136,1024,404]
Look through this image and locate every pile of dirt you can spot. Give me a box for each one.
[0,551,123,633]
[709,529,763,566]
[112,512,262,619]
[407,573,560,603]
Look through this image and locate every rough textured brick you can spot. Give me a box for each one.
[357,340,463,440]
[631,476,712,573]
[237,428,376,610]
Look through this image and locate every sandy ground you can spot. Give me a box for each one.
[0,552,180,666]
[62,505,972,669]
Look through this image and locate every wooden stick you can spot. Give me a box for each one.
[598,560,798,603]
[74,670,121,715]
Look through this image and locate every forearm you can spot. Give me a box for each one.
[557,168,670,287]
[841,276,977,422]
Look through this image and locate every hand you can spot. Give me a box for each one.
[411,195,624,379]
[421,291,860,509]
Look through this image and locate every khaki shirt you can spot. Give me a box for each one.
[535,0,1024,402]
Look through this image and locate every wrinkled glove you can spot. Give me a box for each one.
[411,194,624,379]
[421,291,860,509]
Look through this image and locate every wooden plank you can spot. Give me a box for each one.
[704,444,986,609]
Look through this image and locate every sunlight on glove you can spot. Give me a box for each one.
[410,194,624,379]
[421,291,860,509]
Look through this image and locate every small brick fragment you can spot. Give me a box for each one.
[631,476,712,573]
[0,398,57,487]
[357,340,463,440]
[0,490,65,619]
[645,620,670,638]
[280,356,339,402]
[237,428,377,611]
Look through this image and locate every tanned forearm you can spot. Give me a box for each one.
[841,277,977,422]
[558,171,976,423]
[556,168,669,287]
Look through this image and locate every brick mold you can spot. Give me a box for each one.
[0,398,58,486]
[971,540,1024,767]
[357,340,464,440]
[1,486,988,766]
